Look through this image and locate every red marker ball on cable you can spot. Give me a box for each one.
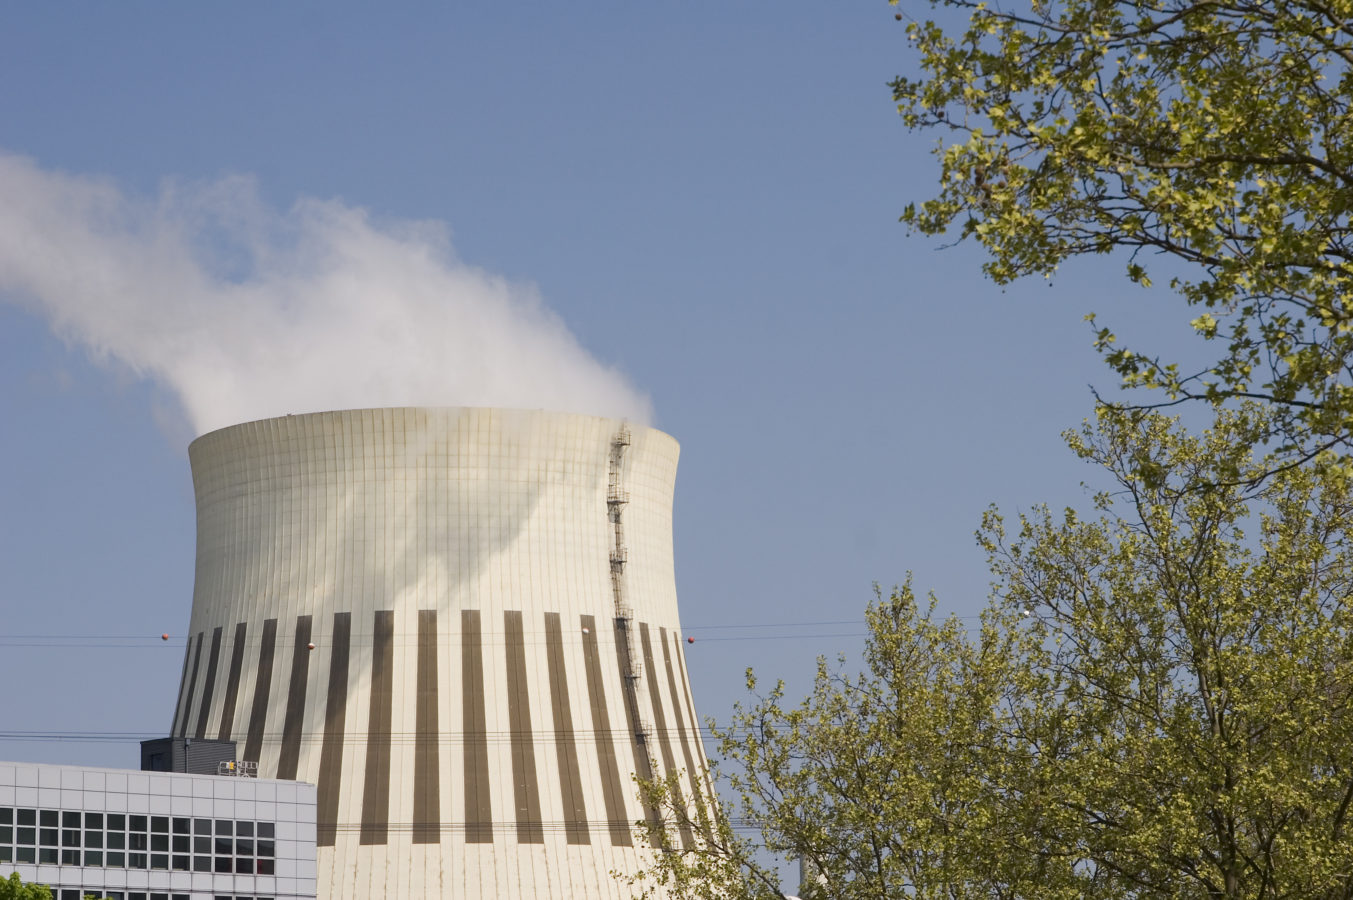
[161,633,169,641]
[307,642,316,650]
[687,636,694,644]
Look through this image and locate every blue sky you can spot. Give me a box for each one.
[0,1,1180,811]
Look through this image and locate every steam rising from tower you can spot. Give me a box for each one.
[0,152,650,434]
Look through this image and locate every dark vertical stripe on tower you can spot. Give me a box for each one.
[243,618,278,764]
[616,618,661,844]
[170,640,193,737]
[360,610,395,845]
[317,612,351,848]
[675,629,717,805]
[545,613,589,845]
[462,609,493,843]
[662,627,707,826]
[276,615,313,781]
[177,633,204,738]
[641,623,691,848]
[193,627,224,740]
[413,609,440,844]
[217,622,248,742]
[581,614,631,846]
[504,610,543,843]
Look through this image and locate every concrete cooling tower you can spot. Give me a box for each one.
[166,408,712,898]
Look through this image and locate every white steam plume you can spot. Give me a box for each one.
[0,152,651,435]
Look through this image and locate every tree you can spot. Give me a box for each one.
[636,406,1353,898]
[0,875,110,900]
[0,874,49,900]
[891,0,1353,468]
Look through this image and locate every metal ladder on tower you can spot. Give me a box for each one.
[608,428,651,748]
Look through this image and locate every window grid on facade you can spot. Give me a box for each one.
[51,894,271,900]
[0,808,275,875]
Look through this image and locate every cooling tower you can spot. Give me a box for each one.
[167,408,712,898]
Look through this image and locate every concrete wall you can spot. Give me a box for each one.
[168,408,711,899]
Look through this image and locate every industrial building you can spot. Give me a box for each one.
[0,759,316,900]
[167,408,711,898]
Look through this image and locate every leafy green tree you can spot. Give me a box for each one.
[0,873,111,900]
[892,0,1353,467]
[636,407,1353,898]
[0,873,50,900]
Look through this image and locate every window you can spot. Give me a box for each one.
[0,809,284,877]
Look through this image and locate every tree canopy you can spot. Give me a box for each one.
[637,407,1353,898]
[0,874,49,900]
[892,0,1353,466]
[633,4,1353,896]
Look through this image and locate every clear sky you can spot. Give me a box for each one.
[0,1,1181,806]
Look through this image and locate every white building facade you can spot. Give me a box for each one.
[0,760,316,900]
[168,408,712,899]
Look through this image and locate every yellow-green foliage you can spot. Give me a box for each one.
[0,873,49,900]
[636,407,1353,899]
[893,0,1353,465]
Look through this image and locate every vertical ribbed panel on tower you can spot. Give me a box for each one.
[171,408,710,899]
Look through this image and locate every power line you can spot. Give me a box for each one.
[0,723,798,744]
[0,615,904,649]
